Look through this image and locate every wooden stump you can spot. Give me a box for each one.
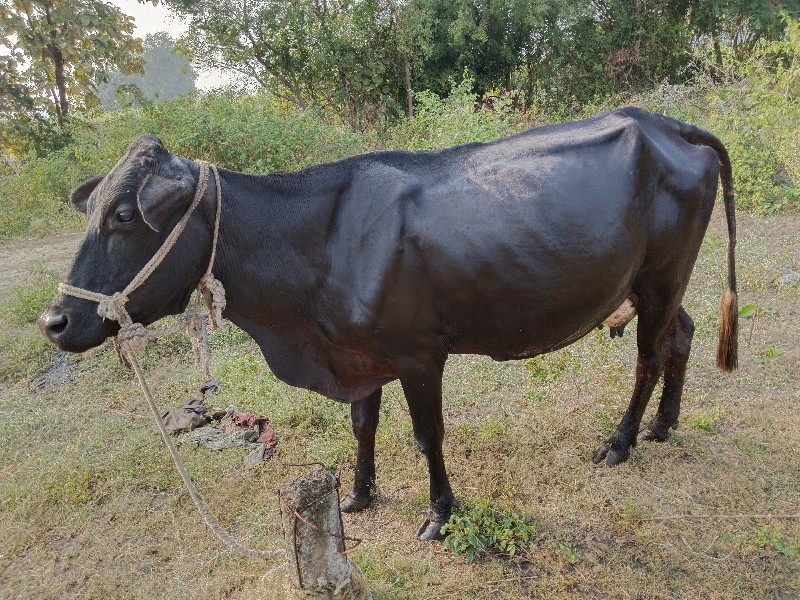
[279,467,373,600]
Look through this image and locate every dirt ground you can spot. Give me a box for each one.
[0,232,80,300]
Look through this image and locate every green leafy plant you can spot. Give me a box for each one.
[557,542,582,565]
[441,498,533,562]
[755,522,800,558]
[686,410,718,432]
[524,349,576,384]
[739,304,757,319]
[754,347,783,363]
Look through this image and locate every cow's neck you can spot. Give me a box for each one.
[209,164,349,332]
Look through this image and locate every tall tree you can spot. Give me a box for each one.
[394,0,550,100]
[690,0,800,71]
[169,0,400,126]
[98,32,197,110]
[0,0,142,150]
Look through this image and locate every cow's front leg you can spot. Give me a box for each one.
[398,360,453,540]
[341,388,382,513]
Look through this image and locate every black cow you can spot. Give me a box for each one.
[41,107,738,540]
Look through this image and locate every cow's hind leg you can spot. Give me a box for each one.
[342,388,382,513]
[642,306,695,442]
[594,286,678,466]
[397,359,454,540]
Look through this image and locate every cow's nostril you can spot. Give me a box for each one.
[42,312,68,337]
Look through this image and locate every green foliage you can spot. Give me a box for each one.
[754,347,784,363]
[3,15,800,241]
[384,75,525,150]
[738,304,758,318]
[685,411,718,432]
[402,0,547,100]
[72,91,365,174]
[0,0,143,152]
[169,0,404,127]
[0,149,86,237]
[557,542,582,565]
[639,18,800,213]
[441,498,534,562]
[0,91,365,239]
[525,350,575,384]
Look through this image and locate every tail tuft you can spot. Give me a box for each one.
[716,287,738,372]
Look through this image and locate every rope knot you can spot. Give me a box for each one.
[117,322,151,353]
[185,313,212,378]
[97,292,128,322]
[199,273,226,330]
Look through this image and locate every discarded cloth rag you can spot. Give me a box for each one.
[160,379,221,434]
[160,380,278,468]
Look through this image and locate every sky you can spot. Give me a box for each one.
[108,0,232,90]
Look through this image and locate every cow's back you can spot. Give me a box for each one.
[337,108,720,359]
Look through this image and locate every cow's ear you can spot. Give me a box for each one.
[70,176,104,214]
[136,174,193,232]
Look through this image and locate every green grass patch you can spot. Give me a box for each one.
[755,522,800,558]
[1,263,60,325]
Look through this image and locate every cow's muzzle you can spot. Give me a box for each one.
[40,308,69,345]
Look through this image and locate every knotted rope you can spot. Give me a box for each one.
[58,161,225,337]
[58,161,279,560]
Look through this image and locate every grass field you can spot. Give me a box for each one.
[1,208,798,599]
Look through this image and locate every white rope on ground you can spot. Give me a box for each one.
[58,161,280,560]
[128,350,282,560]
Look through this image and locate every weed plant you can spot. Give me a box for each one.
[441,498,534,561]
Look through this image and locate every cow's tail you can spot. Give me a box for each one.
[683,124,738,372]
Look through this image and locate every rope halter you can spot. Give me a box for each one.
[55,161,287,561]
[58,161,226,352]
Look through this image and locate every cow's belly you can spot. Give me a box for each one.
[427,228,641,359]
[227,313,397,403]
[448,285,634,359]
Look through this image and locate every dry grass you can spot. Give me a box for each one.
[1,207,799,599]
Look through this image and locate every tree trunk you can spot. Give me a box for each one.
[712,34,723,78]
[402,51,413,118]
[43,5,68,128]
[51,44,68,128]
[340,73,357,129]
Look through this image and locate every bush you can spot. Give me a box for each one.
[70,91,366,175]
[1,92,367,239]
[383,76,528,151]
[441,498,534,562]
[0,149,86,237]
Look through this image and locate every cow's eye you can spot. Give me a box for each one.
[116,208,136,223]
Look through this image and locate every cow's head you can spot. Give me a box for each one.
[40,135,214,352]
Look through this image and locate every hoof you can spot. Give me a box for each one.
[604,447,629,466]
[592,443,610,464]
[641,427,668,442]
[416,509,449,541]
[593,442,630,466]
[341,492,372,513]
[641,417,677,442]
